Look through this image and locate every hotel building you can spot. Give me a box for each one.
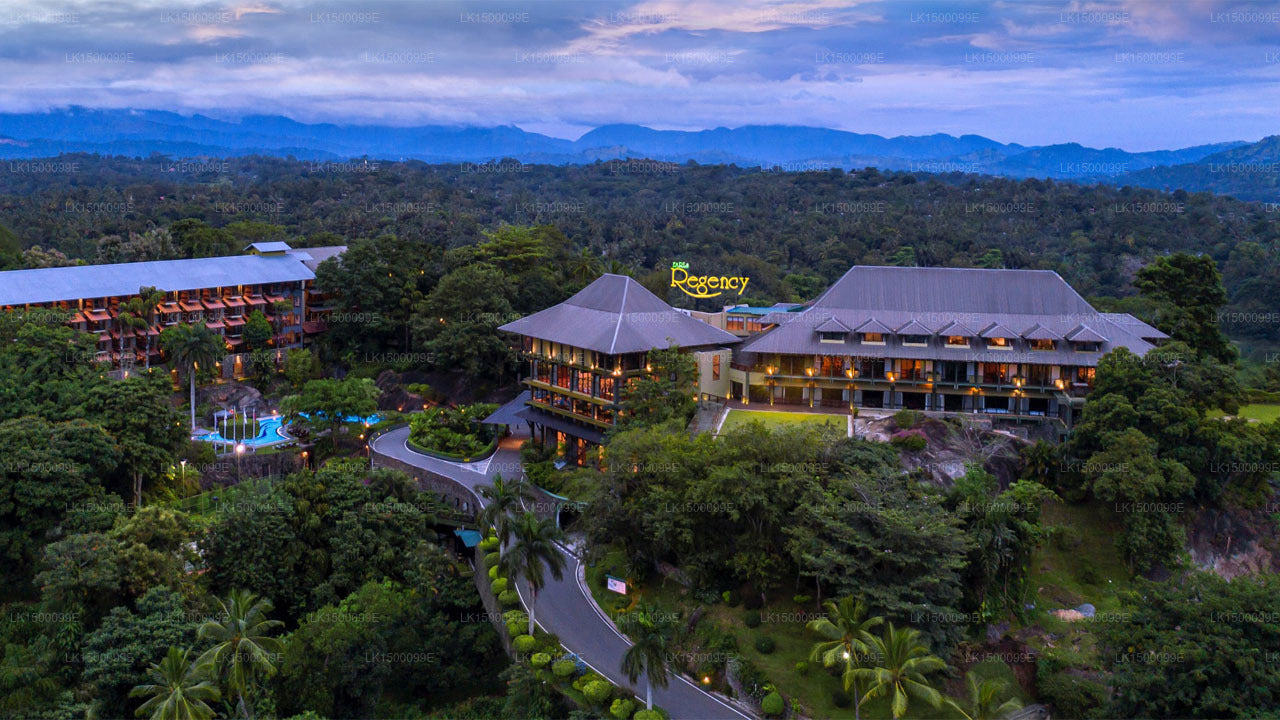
[498,273,739,464]
[0,241,343,376]
[731,265,1168,425]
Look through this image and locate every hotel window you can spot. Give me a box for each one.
[726,317,745,331]
[819,331,846,343]
[712,354,721,380]
[903,334,929,347]
[536,363,551,385]
[522,336,534,353]
[857,358,886,379]
[575,370,593,395]
[1028,364,1051,387]
[937,361,966,383]
[1073,341,1101,353]
[599,376,615,401]
[553,367,571,389]
[945,335,969,348]
[860,332,885,345]
[987,337,1012,349]
[1075,367,1096,385]
[1030,339,1055,351]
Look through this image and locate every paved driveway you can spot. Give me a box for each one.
[369,425,751,720]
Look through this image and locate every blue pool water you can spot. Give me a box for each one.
[197,415,289,447]
[196,413,382,446]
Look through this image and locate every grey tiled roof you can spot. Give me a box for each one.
[498,273,741,354]
[287,245,347,271]
[0,253,315,306]
[739,265,1168,366]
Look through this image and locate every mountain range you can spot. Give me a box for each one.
[0,108,1273,199]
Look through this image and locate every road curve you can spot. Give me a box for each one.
[370,425,751,720]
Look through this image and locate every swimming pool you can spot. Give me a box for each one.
[196,415,290,447]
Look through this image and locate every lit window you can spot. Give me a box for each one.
[1030,339,1055,351]
[945,336,968,347]
[712,355,721,380]
[861,332,885,344]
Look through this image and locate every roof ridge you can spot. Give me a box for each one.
[607,276,630,354]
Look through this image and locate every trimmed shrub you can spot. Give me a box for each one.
[487,564,500,580]
[634,711,663,720]
[890,429,928,451]
[484,552,501,569]
[610,698,636,719]
[498,589,519,606]
[794,661,809,675]
[584,680,614,705]
[530,652,551,669]
[513,634,538,653]
[744,611,762,628]
[754,635,776,654]
[792,594,811,605]
[761,692,785,717]
[831,689,851,708]
[552,659,577,678]
[893,408,923,429]
[574,672,605,692]
[479,536,500,552]
[491,577,509,594]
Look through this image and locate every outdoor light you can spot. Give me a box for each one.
[887,371,896,383]
[805,367,813,376]
[1055,378,1065,390]
[235,443,245,455]
[845,368,853,378]
[766,366,774,375]
[702,676,711,685]
[842,651,851,660]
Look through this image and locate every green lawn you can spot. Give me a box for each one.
[1206,403,1280,423]
[718,409,848,436]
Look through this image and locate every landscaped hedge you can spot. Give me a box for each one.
[530,652,551,668]
[634,710,663,720]
[483,552,502,569]
[498,589,520,606]
[513,634,538,653]
[479,536,501,552]
[761,691,785,716]
[407,403,500,459]
[491,577,509,594]
[552,659,578,678]
[610,698,636,719]
[584,680,614,705]
[754,635,776,654]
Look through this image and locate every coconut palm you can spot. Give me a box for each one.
[850,623,947,720]
[118,297,150,369]
[161,323,225,433]
[567,247,603,285]
[477,474,534,542]
[946,671,1024,720]
[499,511,566,636]
[806,596,883,720]
[619,603,675,710]
[129,646,221,720]
[195,590,284,719]
[135,286,168,369]
[270,298,293,347]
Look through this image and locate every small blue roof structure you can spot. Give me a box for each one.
[454,528,483,548]
[727,303,803,316]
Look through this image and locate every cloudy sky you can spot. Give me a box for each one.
[1,0,1278,150]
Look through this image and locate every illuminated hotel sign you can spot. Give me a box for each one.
[670,262,750,299]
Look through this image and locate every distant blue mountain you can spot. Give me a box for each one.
[0,108,1252,183]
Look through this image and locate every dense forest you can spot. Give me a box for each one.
[2,154,1279,352]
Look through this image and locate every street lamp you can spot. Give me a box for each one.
[235,443,246,482]
[179,459,187,485]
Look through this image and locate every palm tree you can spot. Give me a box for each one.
[619,604,674,710]
[161,323,225,433]
[195,590,284,719]
[135,286,168,370]
[567,247,603,285]
[806,596,883,720]
[850,623,947,720]
[500,511,566,636]
[946,671,1024,720]
[118,297,150,369]
[477,474,534,542]
[270,298,293,348]
[129,646,221,720]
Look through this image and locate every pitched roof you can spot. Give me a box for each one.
[979,322,1017,339]
[0,253,316,306]
[245,241,293,253]
[895,319,935,335]
[814,316,852,333]
[854,318,894,335]
[287,245,347,271]
[1020,323,1062,340]
[1066,324,1108,342]
[497,274,740,354]
[810,265,1096,315]
[738,265,1159,365]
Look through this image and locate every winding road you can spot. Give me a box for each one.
[370,425,751,720]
